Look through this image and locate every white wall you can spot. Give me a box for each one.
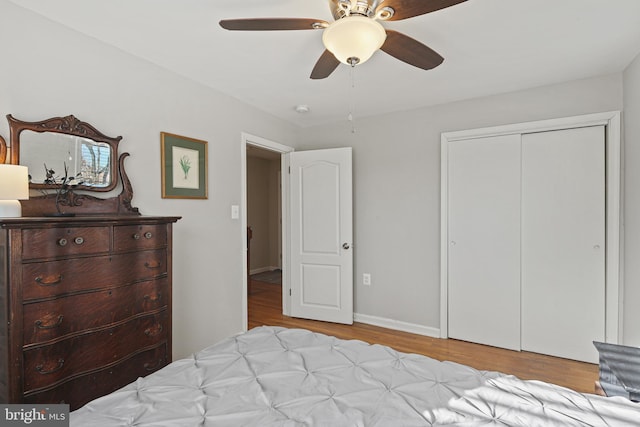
[0,1,297,359]
[295,74,624,335]
[623,51,640,346]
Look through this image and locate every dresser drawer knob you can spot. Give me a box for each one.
[144,261,161,269]
[35,315,64,330]
[144,232,153,239]
[144,359,163,371]
[35,358,65,375]
[35,275,63,287]
[74,237,84,245]
[57,238,68,246]
[143,292,162,302]
[133,233,140,240]
[144,324,163,337]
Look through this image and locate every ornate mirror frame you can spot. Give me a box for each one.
[1,114,139,216]
[8,114,120,192]
[0,134,6,164]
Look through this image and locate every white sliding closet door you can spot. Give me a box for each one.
[521,126,605,363]
[448,134,522,351]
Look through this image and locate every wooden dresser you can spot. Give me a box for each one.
[0,215,179,410]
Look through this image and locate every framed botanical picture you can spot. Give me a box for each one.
[160,132,208,199]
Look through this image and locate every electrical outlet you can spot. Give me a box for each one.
[363,273,371,286]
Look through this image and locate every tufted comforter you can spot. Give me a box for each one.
[71,326,640,426]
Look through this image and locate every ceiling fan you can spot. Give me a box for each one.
[219,0,467,79]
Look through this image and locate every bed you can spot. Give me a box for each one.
[71,326,640,426]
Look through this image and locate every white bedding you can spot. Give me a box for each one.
[71,326,640,426]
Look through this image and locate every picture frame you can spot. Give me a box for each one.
[160,132,208,199]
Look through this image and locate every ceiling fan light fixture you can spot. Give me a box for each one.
[322,16,386,66]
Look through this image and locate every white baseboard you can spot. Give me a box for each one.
[354,313,441,338]
[249,266,280,275]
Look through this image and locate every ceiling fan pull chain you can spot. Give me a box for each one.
[348,66,357,134]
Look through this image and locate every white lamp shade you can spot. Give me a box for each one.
[0,164,29,200]
[322,16,387,65]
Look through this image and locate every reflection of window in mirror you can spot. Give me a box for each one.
[80,140,111,186]
[20,132,111,187]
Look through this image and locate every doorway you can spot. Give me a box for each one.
[241,133,293,331]
[246,146,282,292]
[241,135,354,329]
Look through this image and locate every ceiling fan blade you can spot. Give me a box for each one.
[310,50,341,79]
[376,0,467,21]
[219,18,328,31]
[380,30,444,70]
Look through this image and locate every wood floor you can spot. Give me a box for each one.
[248,279,599,394]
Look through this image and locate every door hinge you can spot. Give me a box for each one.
[289,288,292,296]
[288,166,291,174]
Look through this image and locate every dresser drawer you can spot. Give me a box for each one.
[23,343,168,411]
[22,249,167,300]
[114,224,167,252]
[22,227,111,260]
[23,310,168,393]
[23,278,169,345]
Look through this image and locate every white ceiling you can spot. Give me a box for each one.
[9,0,640,127]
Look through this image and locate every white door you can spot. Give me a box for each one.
[521,126,605,363]
[447,134,522,350]
[288,147,353,324]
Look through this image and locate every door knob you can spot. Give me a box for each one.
[342,243,350,250]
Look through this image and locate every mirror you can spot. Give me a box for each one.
[7,114,122,192]
[20,131,112,188]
